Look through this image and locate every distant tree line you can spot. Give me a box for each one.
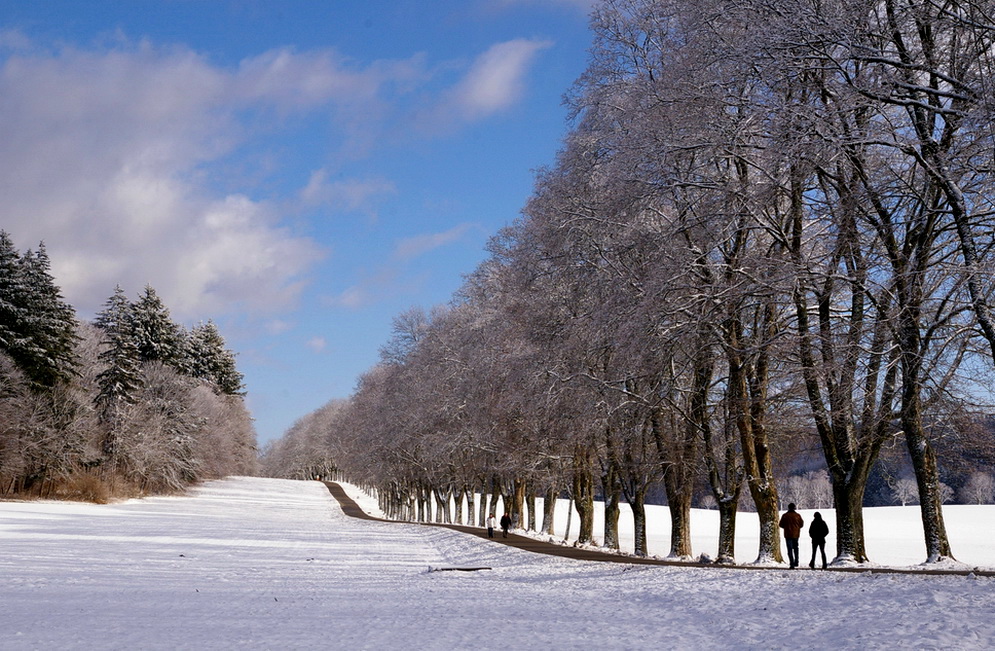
[262,0,995,565]
[1,231,257,500]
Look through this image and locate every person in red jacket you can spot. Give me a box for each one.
[778,503,804,568]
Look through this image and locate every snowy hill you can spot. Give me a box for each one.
[2,477,993,649]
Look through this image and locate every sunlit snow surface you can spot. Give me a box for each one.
[2,477,993,649]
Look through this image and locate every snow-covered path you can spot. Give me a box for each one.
[2,477,993,649]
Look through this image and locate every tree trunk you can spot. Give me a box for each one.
[663,466,693,559]
[903,391,954,562]
[728,312,782,564]
[691,332,742,564]
[463,485,474,527]
[563,495,574,542]
[477,478,488,527]
[628,487,648,557]
[513,478,526,530]
[484,475,500,525]
[502,480,515,529]
[830,465,873,564]
[897,272,954,562]
[526,483,537,532]
[541,485,557,535]
[419,484,431,522]
[573,450,595,545]
[453,486,465,525]
[433,486,452,524]
[602,466,621,551]
[651,409,696,560]
[751,483,781,564]
[716,497,738,564]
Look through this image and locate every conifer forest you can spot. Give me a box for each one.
[0,231,257,500]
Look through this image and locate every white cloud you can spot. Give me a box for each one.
[392,223,475,261]
[0,41,424,321]
[452,39,553,119]
[327,281,384,310]
[493,0,596,10]
[0,36,531,321]
[306,336,327,353]
[300,169,396,218]
[234,48,430,156]
[415,38,553,132]
[265,320,295,335]
[0,29,33,51]
[235,48,382,111]
[326,225,475,310]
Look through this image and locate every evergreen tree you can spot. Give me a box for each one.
[20,245,80,386]
[0,231,27,356]
[188,320,244,395]
[0,234,79,388]
[173,325,194,376]
[94,286,143,423]
[130,285,184,368]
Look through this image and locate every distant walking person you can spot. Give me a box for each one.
[808,511,830,569]
[779,503,804,569]
[486,513,496,539]
[500,512,512,538]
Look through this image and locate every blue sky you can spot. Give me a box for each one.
[0,1,594,446]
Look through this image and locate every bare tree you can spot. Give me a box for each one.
[892,478,920,507]
[265,0,995,572]
[961,472,995,505]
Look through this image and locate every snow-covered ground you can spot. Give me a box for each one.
[348,485,994,570]
[2,477,993,649]
[452,494,995,570]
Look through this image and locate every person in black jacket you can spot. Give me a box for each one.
[809,511,830,569]
[500,512,512,538]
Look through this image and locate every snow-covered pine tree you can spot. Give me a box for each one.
[187,320,244,395]
[0,231,27,357]
[0,236,79,388]
[94,286,143,425]
[130,285,185,369]
[20,244,80,387]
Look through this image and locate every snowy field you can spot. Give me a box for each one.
[2,477,994,650]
